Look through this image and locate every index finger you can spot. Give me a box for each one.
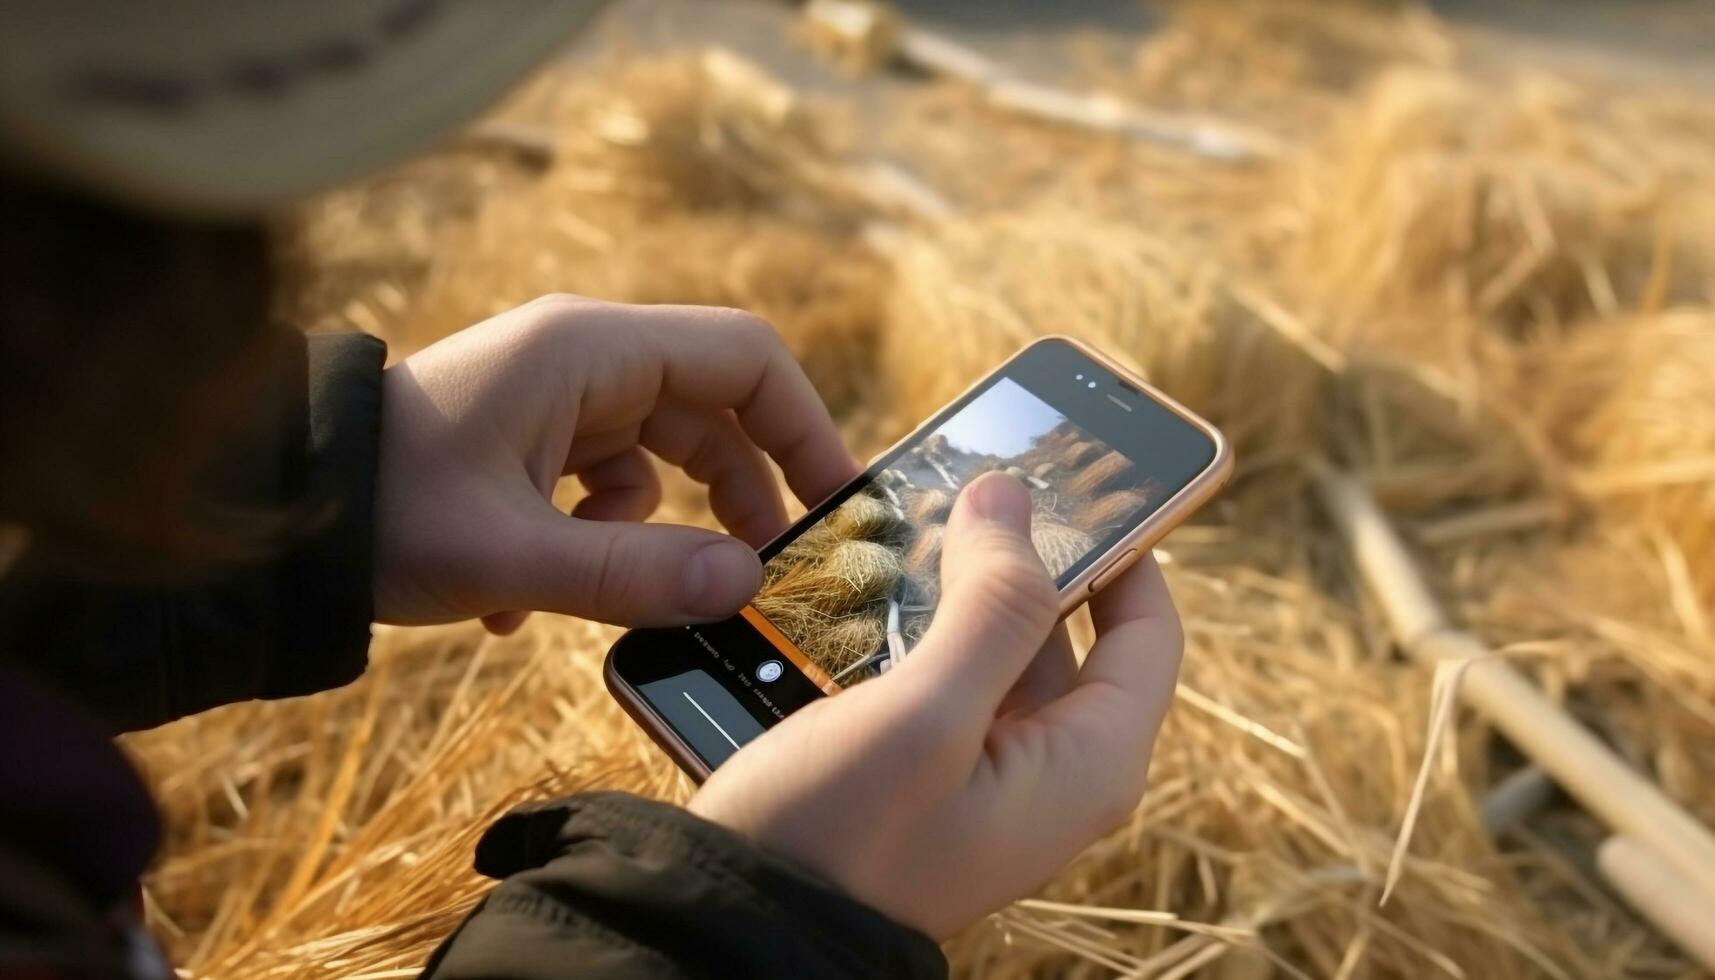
[634,305,860,508]
[1030,553,1182,749]
[1082,552,1183,696]
[1088,551,1180,642]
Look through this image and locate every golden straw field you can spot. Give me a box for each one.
[126,2,1715,976]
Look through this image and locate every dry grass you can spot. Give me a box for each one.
[881,212,1326,459]
[826,490,908,542]
[752,490,908,674]
[1077,489,1156,533]
[906,487,956,525]
[1065,451,1140,499]
[904,523,945,587]
[1133,0,1456,124]
[132,4,1715,978]
[1518,312,1715,604]
[1285,69,1715,350]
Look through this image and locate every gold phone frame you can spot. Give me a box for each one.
[606,335,1234,782]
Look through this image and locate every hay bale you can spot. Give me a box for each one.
[825,491,905,542]
[820,540,905,606]
[776,518,842,568]
[1064,450,1136,498]
[814,613,888,678]
[1074,488,1152,531]
[904,487,953,525]
[394,53,890,407]
[754,540,901,623]
[1134,0,1454,119]
[542,50,832,215]
[1288,69,1715,351]
[880,213,1324,457]
[903,523,944,601]
[1526,312,1715,600]
[1031,517,1095,580]
[1052,439,1103,471]
[1326,357,1545,513]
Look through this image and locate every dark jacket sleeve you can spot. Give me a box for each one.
[421,792,947,980]
[0,332,386,732]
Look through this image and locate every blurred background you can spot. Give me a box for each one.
[127,1,1715,976]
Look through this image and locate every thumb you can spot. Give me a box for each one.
[895,472,1060,721]
[494,509,763,627]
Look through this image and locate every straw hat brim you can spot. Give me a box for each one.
[0,0,611,214]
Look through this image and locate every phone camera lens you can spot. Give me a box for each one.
[756,660,784,683]
[1087,381,1097,389]
[1075,373,1085,381]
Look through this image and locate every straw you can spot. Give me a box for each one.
[131,5,1715,976]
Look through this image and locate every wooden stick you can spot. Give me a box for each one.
[980,79,1261,161]
[801,0,1272,161]
[1476,766,1715,968]
[845,158,956,223]
[1598,837,1715,971]
[1226,282,1348,374]
[460,120,558,167]
[1310,464,1715,902]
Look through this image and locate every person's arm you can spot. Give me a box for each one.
[420,793,945,980]
[0,332,384,732]
[9,295,863,731]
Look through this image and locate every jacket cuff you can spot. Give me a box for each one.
[269,332,386,698]
[453,792,947,979]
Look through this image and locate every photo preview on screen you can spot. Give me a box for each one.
[749,377,1164,689]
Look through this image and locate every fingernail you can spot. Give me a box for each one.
[965,472,1032,528]
[682,540,760,617]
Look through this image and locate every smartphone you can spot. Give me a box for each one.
[604,336,1232,780]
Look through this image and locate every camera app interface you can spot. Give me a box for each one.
[749,377,1163,689]
[626,346,1218,770]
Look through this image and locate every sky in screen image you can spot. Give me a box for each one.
[933,377,1068,457]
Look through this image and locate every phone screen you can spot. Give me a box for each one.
[610,339,1220,770]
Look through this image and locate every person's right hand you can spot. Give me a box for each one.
[690,472,1184,940]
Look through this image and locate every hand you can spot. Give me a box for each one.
[690,472,1184,939]
[373,295,858,632]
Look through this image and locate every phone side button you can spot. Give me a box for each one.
[1088,548,1140,593]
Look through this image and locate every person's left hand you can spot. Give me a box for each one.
[372,294,859,634]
